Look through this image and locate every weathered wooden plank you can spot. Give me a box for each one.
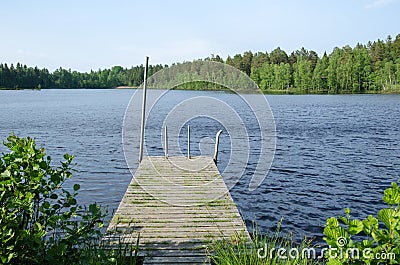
[107,156,250,264]
[108,227,247,234]
[111,210,241,217]
[143,255,209,264]
[109,220,245,226]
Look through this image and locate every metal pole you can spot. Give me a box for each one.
[187,125,190,159]
[139,56,149,162]
[164,125,168,158]
[213,130,223,164]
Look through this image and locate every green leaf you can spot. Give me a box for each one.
[43,201,51,209]
[63,153,74,162]
[51,174,61,185]
[326,258,342,265]
[344,207,351,216]
[0,169,11,178]
[339,216,349,225]
[70,198,77,205]
[383,182,400,205]
[348,219,363,235]
[34,222,43,231]
[362,215,378,235]
[326,217,339,227]
[73,183,80,191]
[89,204,99,214]
[50,193,58,200]
[7,253,15,263]
[378,208,394,229]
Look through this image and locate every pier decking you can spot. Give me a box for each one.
[107,156,250,264]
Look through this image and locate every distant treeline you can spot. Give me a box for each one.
[0,64,165,89]
[220,34,400,93]
[1,34,400,93]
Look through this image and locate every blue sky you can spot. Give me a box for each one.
[1,0,399,72]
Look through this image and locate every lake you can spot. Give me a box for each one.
[0,89,399,243]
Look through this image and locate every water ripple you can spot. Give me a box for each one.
[0,91,399,244]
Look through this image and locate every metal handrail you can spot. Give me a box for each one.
[213,130,223,164]
[187,125,190,159]
[162,125,221,162]
[164,125,168,158]
[139,56,149,162]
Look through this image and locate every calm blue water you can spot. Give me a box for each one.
[0,89,399,243]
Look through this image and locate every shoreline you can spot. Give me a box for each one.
[2,86,400,95]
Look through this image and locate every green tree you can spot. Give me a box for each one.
[353,44,372,92]
[327,48,342,93]
[293,57,312,92]
[313,52,329,91]
[241,51,253,76]
[250,66,261,86]
[251,52,269,69]
[382,60,396,90]
[273,63,290,90]
[259,63,275,90]
[269,47,289,65]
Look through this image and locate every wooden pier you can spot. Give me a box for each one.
[107,156,250,264]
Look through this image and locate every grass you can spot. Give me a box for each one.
[85,217,143,265]
[88,232,143,265]
[207,222,322,265]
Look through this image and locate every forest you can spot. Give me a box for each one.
[0,64,165,89]
[1,34,399,93]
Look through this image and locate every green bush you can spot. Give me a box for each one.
[324,182,400,264]
[0,134,107,264]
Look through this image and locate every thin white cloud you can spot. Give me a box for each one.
[365,0,396,9]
